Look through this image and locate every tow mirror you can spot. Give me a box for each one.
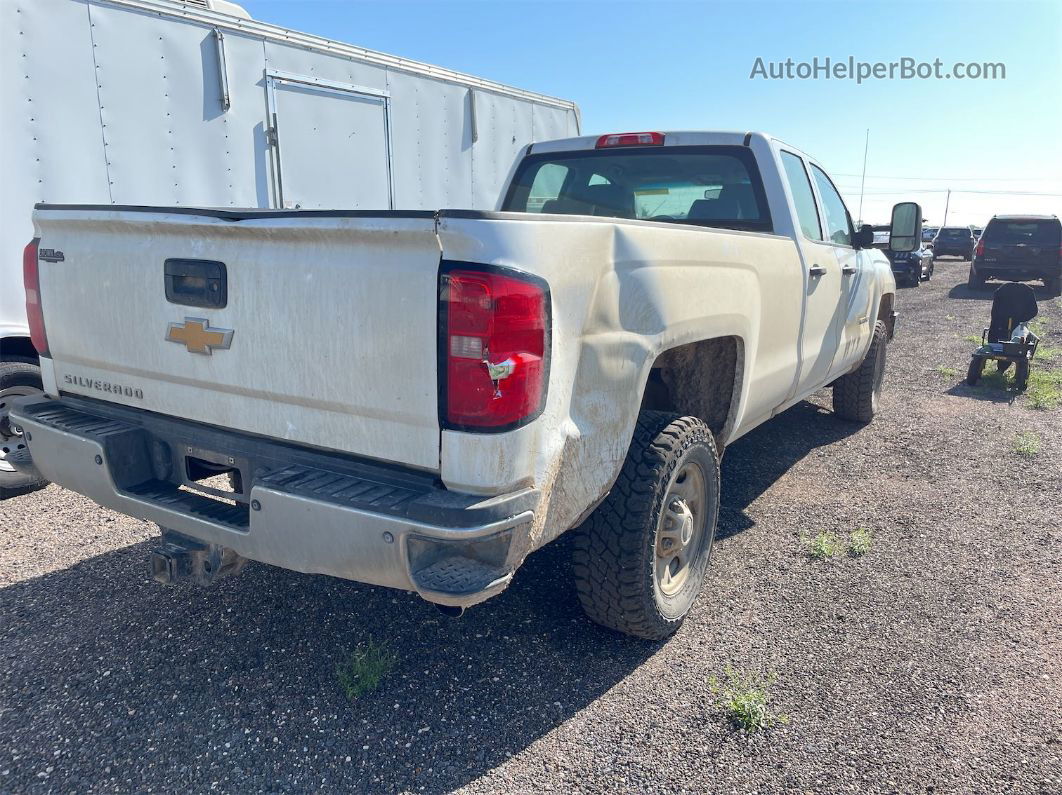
[889,202,921,252]
[853,224,875,249]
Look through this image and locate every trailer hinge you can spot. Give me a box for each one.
[213,28,231,112]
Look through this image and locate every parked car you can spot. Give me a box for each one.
[969,215,1062,294]
[933,226,977,259]
[888,243,935,286]
[923,226,939,243]
[11,131,919,639]
[0,0,579,497]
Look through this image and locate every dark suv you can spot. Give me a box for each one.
[933,226,977,259]
[969,215,1062,295]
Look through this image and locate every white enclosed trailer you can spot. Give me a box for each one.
[0,0,579,492]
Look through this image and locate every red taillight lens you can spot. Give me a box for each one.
[23,238,49,356]
[975,240,985,257]
[442,267,549,429]
[595,131,665,148]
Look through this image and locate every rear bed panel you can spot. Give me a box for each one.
[34,208,443,470]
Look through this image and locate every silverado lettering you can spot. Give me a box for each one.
[64,373,143,399]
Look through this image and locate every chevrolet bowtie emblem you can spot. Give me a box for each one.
[165,317,234,355]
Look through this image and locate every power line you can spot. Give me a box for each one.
[838,187,1062,196]
[833,172,1062,182]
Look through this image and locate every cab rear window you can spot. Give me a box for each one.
[502,145,772,233]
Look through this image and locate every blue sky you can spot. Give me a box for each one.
[242,0,1062,226]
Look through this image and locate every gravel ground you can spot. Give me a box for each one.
[1,257,1060,793]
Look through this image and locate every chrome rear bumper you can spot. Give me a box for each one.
[10,396,535,607]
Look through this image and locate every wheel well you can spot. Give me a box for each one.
[1,337,39,365]
[877,293,896,340]
[640,337,742,446]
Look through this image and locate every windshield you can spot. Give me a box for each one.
[502,145,772,232]
[984,220,1061,245]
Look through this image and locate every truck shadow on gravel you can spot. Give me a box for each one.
[0,398,855,792]
[0,532,656,792]
[716,399,862,538]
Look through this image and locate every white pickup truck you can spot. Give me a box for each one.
[11,131,920,639]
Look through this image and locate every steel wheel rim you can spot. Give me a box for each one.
[655,460,707,597]
[0,385,40,473]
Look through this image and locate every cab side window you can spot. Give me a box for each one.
[781,151,822,241]
[809,165,852,246]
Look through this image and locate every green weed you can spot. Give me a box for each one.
[848,528,873,556]
[804,531,840,561]
[336,640,397,700]
[709,666,788,733]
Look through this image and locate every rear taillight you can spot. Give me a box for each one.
[441,266,549,430]
[975,240,985,257]
[595,131,665,148]
[23,238,49,356]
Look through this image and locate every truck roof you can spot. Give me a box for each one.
[528,131,774,154]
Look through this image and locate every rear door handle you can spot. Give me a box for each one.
[809,265,827,277]
[841,264,857,275]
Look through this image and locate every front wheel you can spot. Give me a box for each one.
[572,411,720,640]
[833,320,887,423]
[966,357,985,386]
[1,358,47,498]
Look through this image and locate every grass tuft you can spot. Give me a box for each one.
[1025,369,1062,410]
[1012,431,1041,458]
[709,666,787,733]
[803,531,840,561]
[936,366,958,378]
[336,640,397,700]
[848,528,873,556]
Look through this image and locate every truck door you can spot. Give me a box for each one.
[266,72,393,210]
[779,150,847,396]
[807,162,875,378]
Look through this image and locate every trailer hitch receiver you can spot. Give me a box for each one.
[150,530,247,586]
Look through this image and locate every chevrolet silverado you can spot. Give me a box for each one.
[11,131,919,639]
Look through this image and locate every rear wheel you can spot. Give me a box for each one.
[966,357,985,386]
[1046,275,1062,297]
[0,358,47,498]
[1015,359,1030,392]
[968,266,986,290]
[833,320,887,424]
[572,411,720,640]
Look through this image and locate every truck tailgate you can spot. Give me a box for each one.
[33,208,443,471]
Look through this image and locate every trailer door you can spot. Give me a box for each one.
[266,72,393,210]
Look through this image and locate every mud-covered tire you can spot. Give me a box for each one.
[0,358,47,498]
[966,357,985,386]
[571,411,720,640]
[833,320,888,424]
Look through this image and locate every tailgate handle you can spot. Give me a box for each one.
[164,259,227,309]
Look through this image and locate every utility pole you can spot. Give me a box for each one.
[857,128,869,223]
[942,188,951,227]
